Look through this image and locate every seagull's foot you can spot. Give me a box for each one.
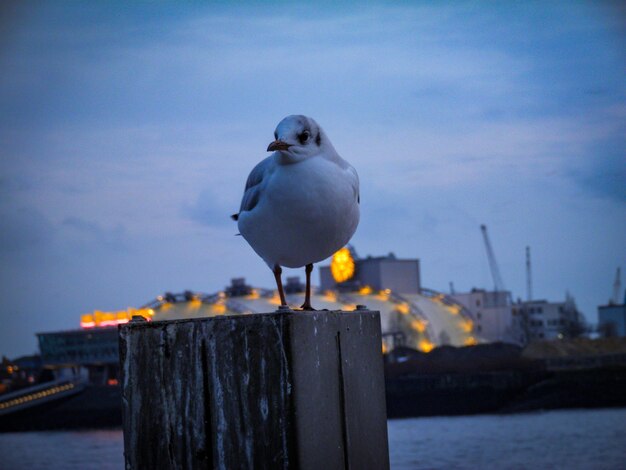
[299,302,317,311]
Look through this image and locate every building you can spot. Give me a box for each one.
[32,248,480,389]
[598,297,626,337]
[450,289,518,344]
[512,293,585,342]
[319,249,421,294]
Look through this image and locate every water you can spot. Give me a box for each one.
[1,408,625,469]
[388,408,626,470]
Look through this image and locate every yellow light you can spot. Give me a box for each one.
[211,303,226,314]
[268,292,282,306]
[189,298,202,309]
[382,342,388,354]
[80,314,95,328]
[322,290,338,303]
[447,305,461,315]
[410,319,427,333]
[396,303,410,315]
[342,304,357,311]
[359,285,372,295]
[432,294,444,303]
[246,289,260,300]
[376,290,390,301]
[330,247,355,283]
[418,339,435,353]
[459,319,473,333]
[464,336,477,346]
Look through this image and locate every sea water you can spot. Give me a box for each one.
[1,408,625,469]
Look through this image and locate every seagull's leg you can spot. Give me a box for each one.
[273,264,287,307]
[300,263,316,311]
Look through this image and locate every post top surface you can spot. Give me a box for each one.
[119,309,380,332]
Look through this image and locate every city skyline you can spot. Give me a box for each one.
[1,2,625,357]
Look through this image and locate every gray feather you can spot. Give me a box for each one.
[236,156,275,216]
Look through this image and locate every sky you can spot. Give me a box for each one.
[1,1,624,358]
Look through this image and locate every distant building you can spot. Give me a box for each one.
[598,298,626,337]
[451,289,518,344]
[513,293,585,342]
[34,247,480,389]
[319,249,421,294]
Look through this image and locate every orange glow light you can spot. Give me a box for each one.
[359,285,372,295]
[268,292,282,306]
[410,319,427,333]
[246,289,260,300]
[418,339,435,353]
[396,303,410,315]
[459,319,473,333]
[447,305,461,315]
[330,247,355,283]
[322,290,338,303]
[211,303,227,314]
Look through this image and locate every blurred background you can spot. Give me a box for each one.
[1,1,623,359]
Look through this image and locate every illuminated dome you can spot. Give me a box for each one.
[77,249,482,353]
[134,279,479,353]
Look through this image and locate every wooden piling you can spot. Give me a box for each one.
[119,310,389,470]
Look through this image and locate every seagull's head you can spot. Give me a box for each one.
[267,115,328,163]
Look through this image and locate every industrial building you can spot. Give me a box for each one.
[31,247,478,390]
[450,289,517,344]
[512,294,584,342]
[598,269,626,337]
[598,300,626,337]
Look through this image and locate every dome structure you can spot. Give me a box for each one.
[138,278,479,353]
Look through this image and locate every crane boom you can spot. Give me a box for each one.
[612,267,621,304]
[480,224,505,292]
[526,246,532,301]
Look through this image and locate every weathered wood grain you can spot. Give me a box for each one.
[120,310,389,470]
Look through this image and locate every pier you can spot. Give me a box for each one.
[120,309,390,469]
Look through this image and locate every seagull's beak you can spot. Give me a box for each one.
[267,140,291,152]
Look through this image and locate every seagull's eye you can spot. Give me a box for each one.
[298,131,310,145]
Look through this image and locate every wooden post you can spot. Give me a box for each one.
[119,309,389,470]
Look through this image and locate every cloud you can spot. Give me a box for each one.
[0,204,54,252]
[1,2,625,358]
[183,188,238,229]
[569,152,626,203]
[61,216,128,249]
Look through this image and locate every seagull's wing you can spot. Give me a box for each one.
[323,151,360,205]
[231,156,275,221]
[348,164,360,204]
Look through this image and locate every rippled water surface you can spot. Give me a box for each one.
[388,408,626,469]
[1,408,625,469]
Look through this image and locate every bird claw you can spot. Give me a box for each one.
[300,303,317,311]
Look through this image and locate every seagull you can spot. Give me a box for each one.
[232,115,360,310]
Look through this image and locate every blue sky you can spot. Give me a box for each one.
[1,1,624,357]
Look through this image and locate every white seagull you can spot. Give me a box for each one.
[232,115,360,310]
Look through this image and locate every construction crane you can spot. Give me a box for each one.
[526,246,532,301]
[611,267,621,305]
[480,224,505,292]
